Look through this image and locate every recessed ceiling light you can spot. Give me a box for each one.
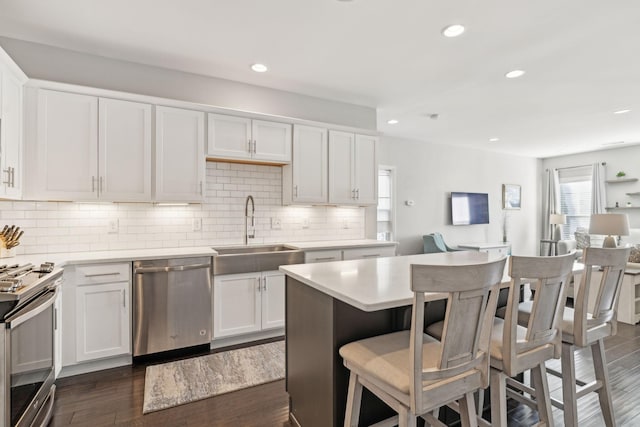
[441,24,465,38]
[505,69,526,79]
[251,63,268,73]
[489,138,500,142]
[613,109,631,114]
[387,119,399,125]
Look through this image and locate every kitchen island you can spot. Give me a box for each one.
[280,251,504,427]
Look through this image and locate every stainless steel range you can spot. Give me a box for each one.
[0,262,62,427]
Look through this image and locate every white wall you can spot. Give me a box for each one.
[0,37,376,130]
[0,162,365,255]
[542,144,640,230]
[378,136,541,256]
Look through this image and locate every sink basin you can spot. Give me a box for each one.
[213,244,297,255]
[213,244,304,275]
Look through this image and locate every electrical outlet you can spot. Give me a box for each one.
[271,217,282,230]
[192,218,202,232]
[302,217,310,229]
[342,219,349,229]
[108,219,119,234]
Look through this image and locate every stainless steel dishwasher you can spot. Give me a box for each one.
[133,257,212,357]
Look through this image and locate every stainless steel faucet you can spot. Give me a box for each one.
[244,195,255,245]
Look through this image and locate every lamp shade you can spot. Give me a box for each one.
[549,213,567,225]
[589,213,630,240]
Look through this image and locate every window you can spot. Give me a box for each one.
[377,167,395,241]
[558,166,592,239]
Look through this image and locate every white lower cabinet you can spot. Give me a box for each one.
[213,270,285,339]
[75,281,130,362]
[62,262,131,367]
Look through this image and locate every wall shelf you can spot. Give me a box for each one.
[605,206,640,210]
[606,178,638,184]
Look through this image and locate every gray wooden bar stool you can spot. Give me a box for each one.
[486,253,574,427]
[339,257,506,427]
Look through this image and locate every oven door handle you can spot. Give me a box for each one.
[5,287,58,328]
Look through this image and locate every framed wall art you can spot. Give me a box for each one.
[502,184,521,210]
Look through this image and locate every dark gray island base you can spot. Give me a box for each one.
[286,276,400,427]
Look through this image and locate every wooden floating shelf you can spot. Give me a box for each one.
[606,178,638,184]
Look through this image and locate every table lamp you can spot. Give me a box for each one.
[549,213,566,241]
[589,213,630,248]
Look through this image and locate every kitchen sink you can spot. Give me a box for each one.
[212,244,304,275]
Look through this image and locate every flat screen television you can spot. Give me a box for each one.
[451,192,490,225]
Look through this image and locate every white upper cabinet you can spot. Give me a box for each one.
[155,106,205,202]
[207,113,291,163]
[99,98,152,201]
[283,125,328,204]
[0,68,25,199]
[28,89,153,201]
[328,130,378,206]
[33,89,99,200]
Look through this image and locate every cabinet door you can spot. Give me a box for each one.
[0,71,23,198]
[328,130,355,204]
[35,89,98,200]
[99,98,152,201]
[155,106,205,202]
[207,113,252,160]
[354,134,378,205]
[261,271,285,330]
[252,120,292,162]
[213,273,261,338]
[75,281,130,362]
[292,125,327,203]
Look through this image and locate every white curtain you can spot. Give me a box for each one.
[591,163,607,214]
[542,169,560,240]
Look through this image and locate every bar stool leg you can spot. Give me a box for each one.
[344,372,362,427]
[490,369,507,427]
[459,392,478,427]
[531,364,554,427]
[592,339,615,427]
[561,343,578,427]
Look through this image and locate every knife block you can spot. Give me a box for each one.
[0,247,15,258]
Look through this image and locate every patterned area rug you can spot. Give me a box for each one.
[143,341,285,414]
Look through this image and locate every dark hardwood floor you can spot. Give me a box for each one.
[51,324,640,427]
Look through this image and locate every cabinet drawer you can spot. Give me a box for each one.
[74,262,131,285]
[304,250,342,263]
[342,246,396,261]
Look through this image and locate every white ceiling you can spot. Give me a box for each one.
[0,0,639,158]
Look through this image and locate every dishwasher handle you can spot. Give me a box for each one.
[134,263,211,274]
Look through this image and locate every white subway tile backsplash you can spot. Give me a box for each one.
[0,162,365,254]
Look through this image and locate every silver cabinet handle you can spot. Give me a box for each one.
[10,167,15,188]
[362,254,381,258]
[262,278,267,291]
[2,168,10,186]
[54,307,58,331]
[99,176,104,193]
[200,181,203,195]
[92,176,96,192]
[83,272,121,278]
[294,185,298,198]
[257,277,262,292]
[253,140,257,154]
[314,257,337,261]
[122,289,126,308]
[247,139,252,153]
[356,188,360,200]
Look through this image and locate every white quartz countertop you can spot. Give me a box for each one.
[4,247,217,268]
[284,239,397,250]
[280,251,506,311]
